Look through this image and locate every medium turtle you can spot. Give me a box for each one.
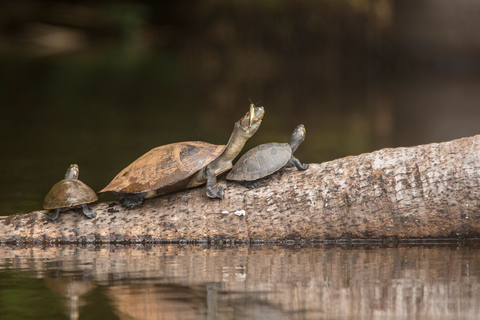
[100,104,265,208]
[43,164,98,221]
[226,124,308,189]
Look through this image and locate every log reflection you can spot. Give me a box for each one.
[0,244,478,319]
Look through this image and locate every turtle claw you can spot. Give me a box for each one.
[206,185,225,199]
[291,157,309,171]
[119,193,145,209]
[81,204,96,219]
[298,163,309,170]
[245,181,259,189]
[46,209,60,222]
[84,211,97,219]
[205,167,225,199]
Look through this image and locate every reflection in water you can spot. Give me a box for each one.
[0,244,479,319]
[45,277,95,320]
[107,282,286,320]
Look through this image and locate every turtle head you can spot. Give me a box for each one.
[289,124,306,153]
[65,164,79,180]
[238,103,265,137]
[220,104,265,163]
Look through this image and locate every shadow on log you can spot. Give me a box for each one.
[1,135,480,244]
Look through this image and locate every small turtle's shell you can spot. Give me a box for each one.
[100,141,226,194]
[43,179,98,210]
[227,143,292,181]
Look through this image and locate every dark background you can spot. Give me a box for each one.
[1,0,480,215]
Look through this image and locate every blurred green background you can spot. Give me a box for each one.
[1,0,480,215]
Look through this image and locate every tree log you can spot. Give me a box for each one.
[1,135,480,244]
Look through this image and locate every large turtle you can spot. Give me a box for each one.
[44,164,98,221]
[226,124,308,189]
[100,104,265,208]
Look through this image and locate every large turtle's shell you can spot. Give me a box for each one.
[100,141,226,195]
[226,143,292,181]
[44,179,98,210]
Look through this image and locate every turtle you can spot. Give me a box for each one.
[43,164,98,221]
[226,124,309,189]
[99,104,265,208]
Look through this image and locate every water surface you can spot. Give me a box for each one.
[1,243,479,320]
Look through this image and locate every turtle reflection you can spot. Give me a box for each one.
[44,277,95,320]
[106,282,289,320]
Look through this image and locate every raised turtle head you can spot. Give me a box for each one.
[239,103,265,138]
[289,124,306,153]
[217,104,266,166]
[65,164,79,180]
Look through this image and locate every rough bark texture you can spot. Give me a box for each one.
[1,135,480,244]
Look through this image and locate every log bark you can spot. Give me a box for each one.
[1,135,480,244]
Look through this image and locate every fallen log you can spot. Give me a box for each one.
[1,135,480,244]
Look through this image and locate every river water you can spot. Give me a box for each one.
[1,243,479,320]
[0,243,480,320]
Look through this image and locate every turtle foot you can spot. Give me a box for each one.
[46,209,60,222]
[291,157,309,171]
[245,181,259,189]
[120,194,145,209]
[206,185,225,199]
[299,163,309,170]
[205,167,224,199]
[81,204,97,219]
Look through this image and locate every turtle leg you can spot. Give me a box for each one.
[120,193,145,209]
[205,167,225,199]
[47,208,61,222]
[244,180,259,189]
[289,156,309,170]
[81,204,97,219]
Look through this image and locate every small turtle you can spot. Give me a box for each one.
[100,104,265,208]
[226,124,309,189]
[43,164,98,221]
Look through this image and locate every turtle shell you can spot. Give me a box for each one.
[43,179,98,210]
[226,142,292,181]
[100,141,226,195]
